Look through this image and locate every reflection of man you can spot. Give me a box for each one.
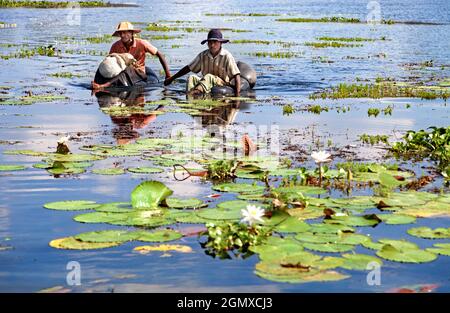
[95,89,160,145]
[92,21,171,90]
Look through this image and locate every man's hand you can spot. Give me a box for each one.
[91,81,103,90]
[164,76,173,86]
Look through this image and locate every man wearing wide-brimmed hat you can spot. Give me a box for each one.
[92,21,171,90]
[164,29,241,96]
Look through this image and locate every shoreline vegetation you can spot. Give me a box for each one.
[0,0,139,8]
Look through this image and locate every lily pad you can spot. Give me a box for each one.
[0,164,26,171]
[49,237,121,250]
[166,197,206,209]
[133,244,192,254]
[74,212,127,224]
[272,185,327,195]
[340,253,383,270]
[326,214,381,227]
[212,182,265,194]
[196,207,241,221]
[75,230,138,243]
[45,153,105,162]
[92,168,125,175]
[127,167,164,174]
[135,229,183,242]
[131,181,173,209]
[398,201,450,218]
[376,243,437,263]
[302,242,355,253]
[378,214,416,225]
[95,202,133,213]
[44,200,99,211]
[407,227,450,239]
[426,243,450,256]
[274,217,311,233]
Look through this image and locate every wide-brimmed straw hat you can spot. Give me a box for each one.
[112,21,141,37]
[201,29,229,45]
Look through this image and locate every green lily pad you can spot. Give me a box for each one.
[426,243,450,256]
[398,201,450,218]
[268,168,303,177]
[236,193,268,201]
[48,166,85,175]
[175,213,211,224]
[376,243,437,263]
[91,149,141,157]
[212,182,265,194]
[379,172,403,189]
[0,164,26,171]
[272,185,327,195]
[44,200,99,211]
[255,261,349,284]
[326,214,381,227]
[127,167,164,174]
[302,242,355,253]
[3,149,49,157]
[131,181,173,209]
[308,223,355,234]
[250,236,305,261]
[216,200,267,211]
[196,207,241,221]
[295,232,368,245]
[49,237,121,250]
[74,212,127,224]
[95,202,133,213]
[75,230,138,243]
[92,168,125,175]
[286,207,325,220]
[378,214,416,225]
[135,229,183,242]
[340,253,383,270]
[46,153,105,162]
[274,217,311,233]
[361,239,384,250]
[166,197,206,209]
[407,227,450,239]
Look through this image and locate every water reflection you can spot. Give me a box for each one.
[95,89,161,144]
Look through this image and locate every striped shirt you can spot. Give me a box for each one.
[110,38,158,73]
[188,48,240,83]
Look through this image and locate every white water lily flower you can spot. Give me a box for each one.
[311,151,331,163]
[241,205,265,226]
[57,136,70,144]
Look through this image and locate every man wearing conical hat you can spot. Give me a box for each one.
[92,21,171,89]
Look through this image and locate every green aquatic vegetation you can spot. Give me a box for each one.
[390,126,450,168]
[339,253,382,270]
[48,72,82,79]
[92,168,125,175]
[200,222,271,259]
[212,182,265,194]
[49,237,121,250]
[131,181,173,209]
[359,134,389,145]
[231,39,271,45]
[0,1,137,8]
[276,16,361,23]
[336,162,398,173]
[0,93,68,105]
[426,243,450,256]
[127,167,164,174]
[382,105,393,115]
[0,164,26,171]
[305,41,363,48]
[407,227,450,239]
[206,160,240,180]
[0,45,56,59]
[310,82,450,100]
[166,198,206,209]
[246,51,300,58]
[307,105,328,114]
[282,104,295,115]
[85,34,113,44]
[204,13,280,17]
[148,34,183,40]
[44,200,99,211]
[317,37,378,42]
[376,242,437,263]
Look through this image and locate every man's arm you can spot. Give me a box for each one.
[155,50,171,79]
[164,65,191,86]
[234,74,241,96]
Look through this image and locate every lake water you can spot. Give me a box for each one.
[0,0,449,292]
